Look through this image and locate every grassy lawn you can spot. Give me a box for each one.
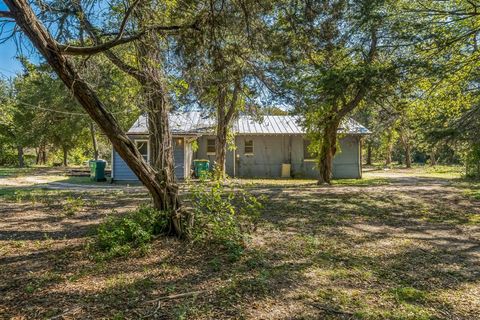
[0,166,479,319]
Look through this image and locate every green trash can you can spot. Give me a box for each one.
[89,160,107,182]
[193,159,210,178]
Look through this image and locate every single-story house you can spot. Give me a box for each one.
[111,111,370,181]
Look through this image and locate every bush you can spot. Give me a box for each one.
[188,177,264,256]
[0,149,18,166]
[466,143,480,179]
[88,205,169,260]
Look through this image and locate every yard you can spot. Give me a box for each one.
[1,166,479,319]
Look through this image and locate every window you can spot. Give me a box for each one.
[207,139,216,154]
[303,139,314,160]
[135,140,149,162]
[244,140,254,155]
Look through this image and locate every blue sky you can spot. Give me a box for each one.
[0,1,25,77]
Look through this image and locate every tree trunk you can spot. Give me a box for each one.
[400,130,411,168]
[405,143,411,168]
[366,142,372,165]
[135,4,185,235]
[429,150,437,166]
[385,131,393,166]
[17,145,24,168]
[41,147,47,165]
[90,122,99,160]
[37,144,47,165]
[5,0,185,236]
[215,87,228,179]
[386,146,392,165]
[318,119,340,184]
[215,115,228,179]
[214,83,239,180]
[62,146,68,166]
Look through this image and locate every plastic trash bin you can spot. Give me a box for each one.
[89,160,107,182]
[193,159,210,178]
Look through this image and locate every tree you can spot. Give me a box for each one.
[13,63,88,166]
[1,0,197,236]
[398,0,480,173]
[268,0,395,184]
[176,0,269,179]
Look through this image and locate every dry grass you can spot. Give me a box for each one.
[0,166,479,319]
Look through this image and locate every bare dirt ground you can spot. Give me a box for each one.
[0,167,479,319]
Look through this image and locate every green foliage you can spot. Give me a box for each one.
[89,206,169,260]
[62,196,85,216]
[392,286,427,303]
[188,178,264,257]
[466,143,480,179]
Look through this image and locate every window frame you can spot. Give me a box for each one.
[244,139,254,155]
[206,138,216,155]
[134,139,150,162]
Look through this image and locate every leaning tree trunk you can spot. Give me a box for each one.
[318,118,340,184]
[5,0,185,236]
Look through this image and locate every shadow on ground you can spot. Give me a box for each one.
[1,174,479,319]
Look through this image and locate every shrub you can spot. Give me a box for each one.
[466,143,480,179]
[88,205,169,260]
[188,178,264,256]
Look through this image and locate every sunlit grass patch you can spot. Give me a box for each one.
[392,286,428,303]
[332,177,390,186]
[0,187,60,203]
[422,165,465,176]
[0,166,36,177]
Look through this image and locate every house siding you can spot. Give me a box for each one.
[194,134,361,179]
[112,150,138,181]
[112,135,185,181]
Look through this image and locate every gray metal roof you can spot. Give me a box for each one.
[127,112,370,135]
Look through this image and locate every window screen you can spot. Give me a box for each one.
[244,140,254,154]
[303,139,314,160]
[135,141,148,161]
[207,139,216,154]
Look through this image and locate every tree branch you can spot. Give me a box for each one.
[70,1,146,82]
[57,24,192,56]
[0,10,14,18]
[57,33,142,55]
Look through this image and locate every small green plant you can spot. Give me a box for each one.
[62,196,85,216]
[392,286,427,303]
[188,178,264,256]
[88,205,169,260]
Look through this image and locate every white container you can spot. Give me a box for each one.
[281,163,291,178]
